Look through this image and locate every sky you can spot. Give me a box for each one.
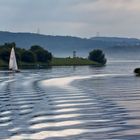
[0,0,140,38]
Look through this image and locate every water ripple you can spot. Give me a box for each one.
[0,68,139,139]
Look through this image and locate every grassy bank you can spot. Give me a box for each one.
[51,57,99,66]
[0,57,101,69]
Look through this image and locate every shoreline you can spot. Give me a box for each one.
[0,57,104,69]
[0,63,102,70]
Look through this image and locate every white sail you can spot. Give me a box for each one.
[9,47,18,71]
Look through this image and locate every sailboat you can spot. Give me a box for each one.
[9,47,20,72]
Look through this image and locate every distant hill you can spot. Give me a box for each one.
[0,31,140,58]
[90,36,140,44]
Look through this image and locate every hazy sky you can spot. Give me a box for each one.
[1,0,140,38]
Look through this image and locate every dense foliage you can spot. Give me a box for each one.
[30,45,52,62]
[88,49,107,65]
[0,42,107,68]
[0,43,52,64]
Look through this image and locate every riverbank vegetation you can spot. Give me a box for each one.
[0,43,52,68]
[0,42,106,68]
[0,43,52,63]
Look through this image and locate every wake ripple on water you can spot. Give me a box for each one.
[0,72,140,139]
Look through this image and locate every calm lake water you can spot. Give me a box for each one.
[0,60,140,140]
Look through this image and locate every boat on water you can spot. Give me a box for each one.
[9,47,20,73]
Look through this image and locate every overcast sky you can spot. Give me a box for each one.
[0,0,140,38]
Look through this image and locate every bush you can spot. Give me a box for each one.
[88,49,107,65]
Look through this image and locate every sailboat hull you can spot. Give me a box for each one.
[9,69,20,73]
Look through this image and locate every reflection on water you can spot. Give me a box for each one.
[0,61,140,139]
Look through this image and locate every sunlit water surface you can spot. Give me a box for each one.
[0,60,140,140]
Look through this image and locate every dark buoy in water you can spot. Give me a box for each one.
[134,68,140,76]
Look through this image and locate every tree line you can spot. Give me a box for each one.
[0,42,107,66]
[0,42,52,64]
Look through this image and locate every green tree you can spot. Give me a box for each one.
[30,45,52,63]
[35,50,52,62]
[21,51,36,63]
[0,49,10,62]
[88,49,107,65]
[30,45,43,52]
[0,42,16,62]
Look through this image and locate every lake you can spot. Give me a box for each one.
[0,60,140,140]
